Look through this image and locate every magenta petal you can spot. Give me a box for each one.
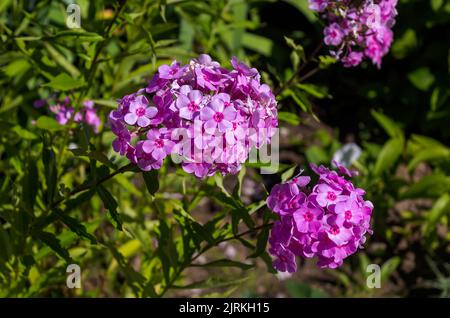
[176,94,189,109]
[146,107,158,118]
[200,106,215,120]
[218,120,232,132]
[152,148,165,160]
[204,119,217,133]
[137,116,150,127]
[142,140,154,153]
[222,106,237,121]
[210,99,224,112]
[124,113,137,125]
[179,107,193,120]
[189,90,202,103]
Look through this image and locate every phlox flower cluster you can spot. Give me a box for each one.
[34,97,101,133]
[309,0,398,68]
[108,54,278,178]
[267,162,373,271]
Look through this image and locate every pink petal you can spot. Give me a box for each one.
[179,107,193,120]
[124,113,137,125]
[176,94,189,109]
[204,119,217,134]
[152,148,165,160]
[137,116,150,127]
[189,90,202,103]
[218,120,232,132]
[146,107,158,118]
[222,106,237,121]
[210,98,224,112]
[200,106,215,120]
[142,140,154,153]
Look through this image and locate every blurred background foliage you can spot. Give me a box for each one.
[0,0,449,297]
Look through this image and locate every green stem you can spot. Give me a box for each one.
[56,1,127,172]
[51,163,134,209]
[274,42,323,96]
[158,222,273,297]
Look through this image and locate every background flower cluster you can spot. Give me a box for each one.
[309,0,398,67]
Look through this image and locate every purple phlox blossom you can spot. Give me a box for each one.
[109,54,277,178]
[112,128,131,155]
[176,89,204,120]
[158,60,186,80]
[200,95,237,133]
[124,95,158,127]
[293,204,323,234]
[142,128,175,161]
[309,0,398,67]
[324,23,344,46]
[135,141,163,171]
[266,162,373,270]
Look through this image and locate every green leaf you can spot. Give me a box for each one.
[232,167,246,201]
[318,55,338,69]
[391,29,417,59]
[191,259,253,270]
[424,193,450,236]
[305,145,329,164]
[43,145,57,205]
[287,88,314,114]
[281,165,297,182]
[173,277,249,290]
[286,281,328,298]
[297,83,330,99]
[278,111,300,125]
[87,151,116,169]
[43,42,80,77]
[408,67,435,91]
[43,73,85,91]
[22,159,39,211]
[91,99,117,108]
[371,110,403,139]
[97,186,122,230]
[55,209,97,244]
[249,225,270,258]
[12,126,37,140]
[407,147,450,170]
[34,231,72,262]
[241,32,273,57]
[35,116,64,132]
[107,244,153,297]
[373,138,403,176]
[0,224,12,261]
[400,174,450,199]
[380,257,401,283]
[50,30,104,42]
[190,221,215,245]
[284,36,305,65]
[142,170,159,196]
[214,173,231,197]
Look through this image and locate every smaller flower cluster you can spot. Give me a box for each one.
[35,97,101,133]
[109,54,278,178]
[267,162,373,271]
[309,0,398,67]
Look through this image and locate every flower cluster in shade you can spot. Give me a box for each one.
[308,0,398,68]
[267,162,373,271]
[34,97,101,133]
[108,54,278,178]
